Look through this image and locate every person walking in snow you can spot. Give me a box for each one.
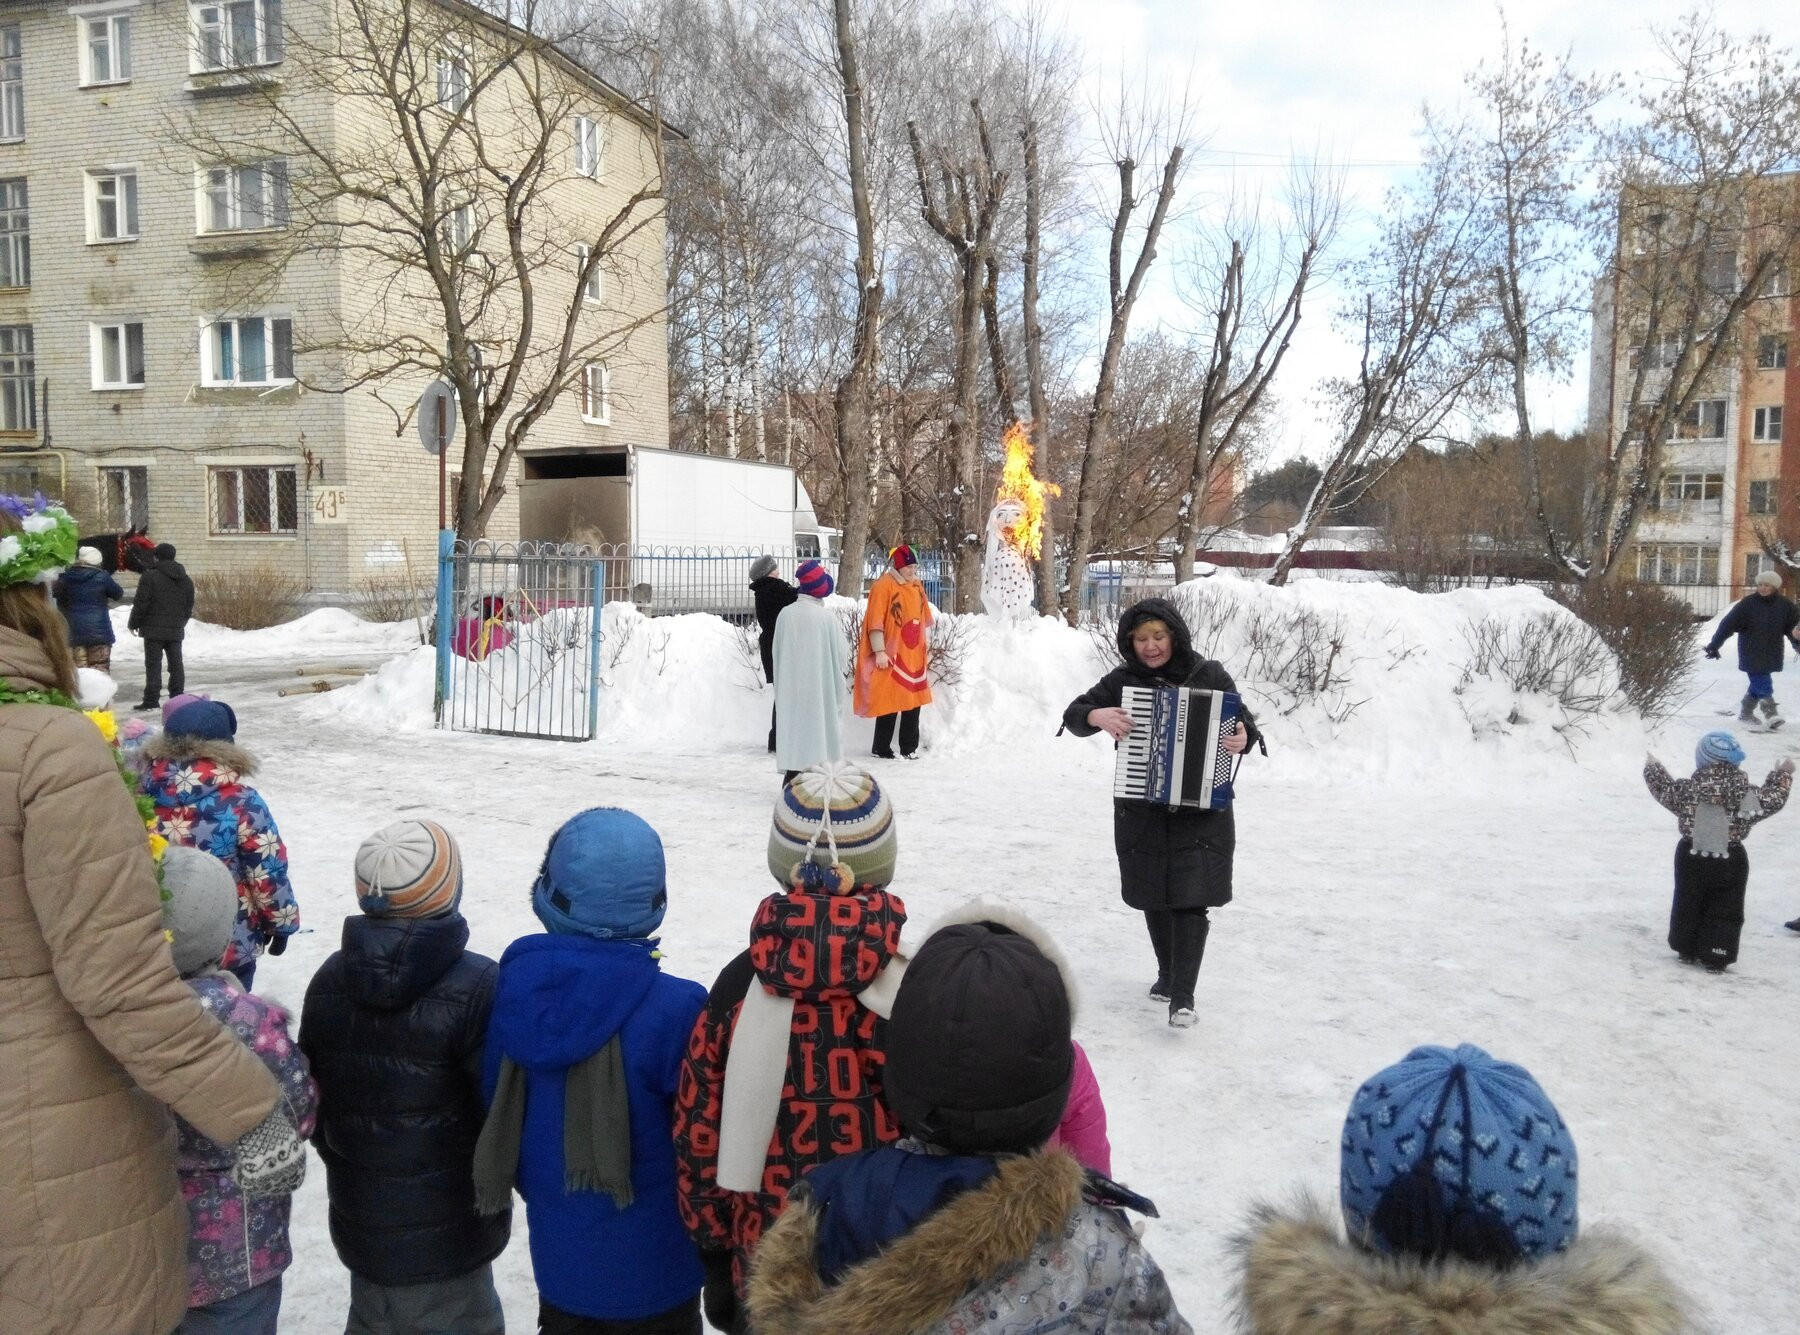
[1645,730,1792,971]
[130,541,196,711]
[53,545,124,671]
[750,555,798,754]
[854,545,934,759]
[1062,597,1257,1028]
[773,560,847,782]
[475,808,707,1335]
[1704,569,1800,728]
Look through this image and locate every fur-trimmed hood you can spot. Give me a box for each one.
[141,732,258,777]
[1232,1198,1693,1335]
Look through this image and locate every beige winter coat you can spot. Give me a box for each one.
[0,627,279,1335]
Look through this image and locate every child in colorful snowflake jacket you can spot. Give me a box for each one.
[162,844,317,1335]
[143,698,298,989]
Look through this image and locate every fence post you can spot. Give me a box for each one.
[587,557,604,738]
[433,529,454,726]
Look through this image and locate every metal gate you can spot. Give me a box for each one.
[434,536,603,741]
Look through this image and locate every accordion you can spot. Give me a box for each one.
[1113,685,1240,811]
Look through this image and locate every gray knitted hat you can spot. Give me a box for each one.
[161,845,238,977]
[749,554,779,583]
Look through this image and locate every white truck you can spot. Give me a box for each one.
[518,444,832,614]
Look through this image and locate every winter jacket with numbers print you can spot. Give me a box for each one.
[142,734,300,969]
[177,973,318,1309]
[673,884,907,1301]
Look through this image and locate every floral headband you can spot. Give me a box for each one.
[0,494,80,589]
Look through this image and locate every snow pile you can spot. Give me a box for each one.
[113,606,420,660]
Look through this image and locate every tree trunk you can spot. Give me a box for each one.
[952,251,985,610]
[1021,121,1056,614]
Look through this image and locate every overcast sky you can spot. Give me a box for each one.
[1037,0,1791,463]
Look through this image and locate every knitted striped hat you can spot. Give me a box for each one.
[355,819,463,918]
[796,559,834,599]
[1695,730,1744,770]
[768,763,897,889]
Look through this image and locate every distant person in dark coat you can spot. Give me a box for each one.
[53,546,124,671]
[1063,598,1258,1029]
[300,819,510,1335]
[129,542,196,710]
[1705,569,1800,727]
[750,555,798,754]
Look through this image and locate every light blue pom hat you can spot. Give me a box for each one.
[1695,731,1745,770]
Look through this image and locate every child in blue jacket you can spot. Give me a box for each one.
[475,808,707,1334]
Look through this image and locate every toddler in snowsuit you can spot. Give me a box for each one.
[299,819,510,1335]
[1645,730,1792,971]
[144,698,298,989]
[476,808,707,1334]
[162,844,317,1335]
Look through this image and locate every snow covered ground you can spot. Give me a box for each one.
[112,584,1799,1334]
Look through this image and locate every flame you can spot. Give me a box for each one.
[995,421,1060,560]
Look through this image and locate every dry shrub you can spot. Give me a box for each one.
[353,574,428,627]
[194,566,307,630]
[1548,580,1695,719]
[926,613,974,691]
[1459,613,1620,717]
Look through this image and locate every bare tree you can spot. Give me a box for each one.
[166,0,667,540]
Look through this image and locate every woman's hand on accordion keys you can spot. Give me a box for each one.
[1223,722,1249,755]
[1088,707,1134,740]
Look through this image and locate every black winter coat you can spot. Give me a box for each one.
[1062,597,1260,912]
[1706,591,1799,674]
[751,575,799,682]
[298,911,510,1286]
[128,559,196,641]
[53,565,124,646]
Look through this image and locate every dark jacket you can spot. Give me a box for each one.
[129,558,197,641]
[752,575,800,683]
[299,911,509,1286]
[53,565,124,647]
[1062,598,1260,911]
[484,934,706,1322]
[1706,591,1799,674]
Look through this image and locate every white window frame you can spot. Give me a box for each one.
[435,45,469,112]
[1748,480,1777,515]
[87,169,139,243]
[1762,264,1791,300]
[0,325,34,431]
[0,177,26,287]
[443,200,474,255]
[580,361,610,424]
[1634,542,1717,587]
[1758,334,1789,370]
[208,463,298,535]
[1655,471,1724,514]
[97,463,150,530]
[1677,398,1727,441]
[0,25,22,142]
[190,0,282,74]
[200,314,294,386]
[78,10,134,87]
[90,321,145,389]
[198,160,288,234]
[575,243,602,303]
[573,114,602,179]
[1754,406,1784,444]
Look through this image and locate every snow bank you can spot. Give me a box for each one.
[314,581,1648,781]
[111,606,420,660]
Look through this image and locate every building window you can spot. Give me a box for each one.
[210,464,297,534]
[1635,542,1717,587]
[202,161,288,233]
[1762,263,1791,300]
[89,170,139,242]
[1758,334,1789,370]
[0,179,26,287]
[1749,480,1777,515]
[1676,398,1727,440]
[81,12,133,86]
[443,201,474,255]
[1754,406,1784,443]
[575,244,601,303]
[0,26,21,142]
[91,322,146,389]
[0,326,34,431]
[580,361,609,423]
[202,315,294,385]
[436,48,469,111]
[1654,471,1724,513]
[1702,249,1736,297]
[99,465,149,529]
[1629,336,1681,371]
[192,0,282,72]
[1747,551,1777,584]
[573,115,602,179]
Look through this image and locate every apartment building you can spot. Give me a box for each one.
[1589,180,1799,615]
[0,0,669,595]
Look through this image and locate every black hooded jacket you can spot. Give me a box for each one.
[751,574,799,682]
[1062,597,1259,910]
[298,911,510,1285]
[128,558,196,641]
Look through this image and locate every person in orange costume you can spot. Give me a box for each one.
[854,545,934,759]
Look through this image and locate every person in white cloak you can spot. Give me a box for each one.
[773,560,848,781]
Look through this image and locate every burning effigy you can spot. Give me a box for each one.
[980,422,1059,618]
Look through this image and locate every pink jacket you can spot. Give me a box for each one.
[1050,1041,1111,1177]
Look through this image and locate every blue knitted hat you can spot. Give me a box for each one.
[1341,1043,1578,1264]
[532,808,668,940]
[1695,730,1745,770]
[164,699,238,742]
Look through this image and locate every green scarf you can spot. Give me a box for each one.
[473,1035,634,1215]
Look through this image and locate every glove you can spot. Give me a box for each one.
[232,1104,306,1198]
[266,934,288,957]
[1704,645,1721,659]
[701,1249,742,1335]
